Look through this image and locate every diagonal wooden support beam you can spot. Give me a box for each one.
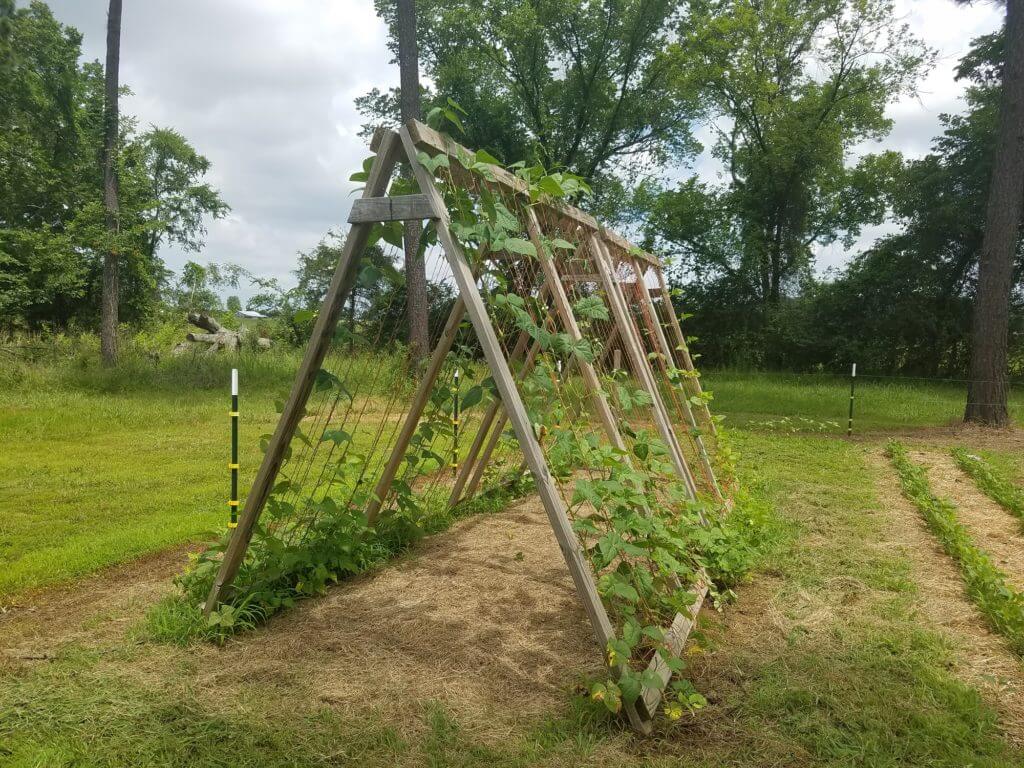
[590,235,699,501]
[651,265,717,436]
[454,296,556,507]
[365,296,466,525]
[628,258,722,501]
[399,124,648,733]
[204,129,405,615]
[448,327,530,507]
[526,211,627,454]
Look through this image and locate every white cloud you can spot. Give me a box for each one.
[43,0,396,297]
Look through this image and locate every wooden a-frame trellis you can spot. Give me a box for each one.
[203,120,725,733]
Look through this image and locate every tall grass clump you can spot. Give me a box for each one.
[0,331,416,396]
[951,447,1024,527]
[887,440,1024,655]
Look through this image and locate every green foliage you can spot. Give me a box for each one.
[412,134,766,720]
[649,27,1019,375]
[888,440,1024,655]
[0,4,226,332]
[652,0,930,302]
[952,447,1024,527]
[359,0,701,215]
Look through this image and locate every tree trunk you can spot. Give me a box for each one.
[100,0,122,367]
[965,0,1024,426]
[396,0,430,367]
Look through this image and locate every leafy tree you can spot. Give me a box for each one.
[0,3,226,333]
[960,0,1024,425]
[293,234,404,348]
[358,0,701,210]
[817,27,1022,380]
[226,295,242,313]
[648,0,931,306]
[130,127,229,263]
[0,0,14,72]
[683,28,1020,377]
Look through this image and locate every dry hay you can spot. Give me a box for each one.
[0,544,193,660]
[192,494,602,738]
[909,449,1024,593]
[870,449,1024,743]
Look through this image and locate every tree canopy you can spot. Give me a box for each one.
[0,2,227,332]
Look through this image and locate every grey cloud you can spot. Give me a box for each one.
[29,0,1007,295]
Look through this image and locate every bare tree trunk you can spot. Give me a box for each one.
[965,0,1024,426]
[396,0,430,367]
[100,0,122,366]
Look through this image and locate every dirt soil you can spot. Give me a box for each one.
[0,496,605,739]
[0,544,195,656]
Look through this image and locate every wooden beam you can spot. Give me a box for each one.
[204,129,405,614]
[399,125,648,733]
[651,265,716,437]
[526,208,626,453]
[590,235,699,500]
[404,119,663,268]
[347,194,437,223]
[449,284,551,507]
[628,258,722,501]
[638,581,709,720]
[458,318,546,504]
[365,297,466,525]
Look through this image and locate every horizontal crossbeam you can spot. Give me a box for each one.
[347,194,438,223]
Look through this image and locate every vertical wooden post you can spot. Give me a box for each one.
[204,130,405,614]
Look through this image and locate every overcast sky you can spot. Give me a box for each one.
[41,0,1004,297]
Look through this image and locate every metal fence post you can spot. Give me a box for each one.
[847,363,856,437]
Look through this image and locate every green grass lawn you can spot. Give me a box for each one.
[0,386,281,598]
[703,370,1024,430]
[1,430,1021,766]
[3,356,1021,601]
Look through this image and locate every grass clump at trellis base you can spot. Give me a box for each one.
[887,440,1024,655]
[951,447,1024,528]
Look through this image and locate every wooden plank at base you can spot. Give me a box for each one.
[348,194,437,223]
[638,580,709,720]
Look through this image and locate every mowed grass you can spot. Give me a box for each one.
[2,355,1022,600]
[1,432,1021,765]
[703,370,1024,430]
[0,386,281,598]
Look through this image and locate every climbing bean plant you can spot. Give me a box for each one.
[422,138,754,721]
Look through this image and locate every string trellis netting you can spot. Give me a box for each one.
[189,121,735,732]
